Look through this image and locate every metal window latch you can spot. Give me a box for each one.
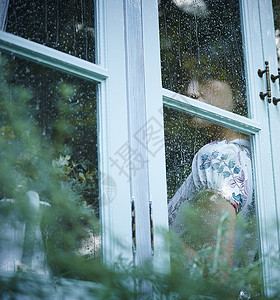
[271,68,280,105]
[272,97,280,105]
[271,68,280,83]
[258,61,271,103]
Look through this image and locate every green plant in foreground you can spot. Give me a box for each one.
[0,55,279,299]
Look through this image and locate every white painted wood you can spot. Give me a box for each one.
[163,88,261,135]
[0,31,108,82]
[142,0,170,273]
[257,0,280,295]
[260,0,280,229]
[123,0,152,268]
[95,0,112,264]
[0,0,9,31]
[95,0,107,68]
[240,0,279,297]
[101,0,133,264]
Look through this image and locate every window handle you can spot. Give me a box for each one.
[271,68,280,105]
[271,68,280,83]
[272,97,280,105]
[258,61,271,103]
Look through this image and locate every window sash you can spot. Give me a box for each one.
[0,0,129,267]
[0,31,108,82]
[154,0,280,296]
[0,0,280,297]
[163,88,261,135]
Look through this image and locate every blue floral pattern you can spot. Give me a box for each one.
[168,139,252,226]
[199,147,249,213]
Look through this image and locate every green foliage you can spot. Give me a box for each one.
[0,54,100,281]
[52,155,99,212]
[0,54,278,299]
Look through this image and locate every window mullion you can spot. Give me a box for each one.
[102,0,133,264]
[163,88,261,135]
[0,31,108,82]
[95,0,107,68]
[142,0,170,273]
[123,0,152,267]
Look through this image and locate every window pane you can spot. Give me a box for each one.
[5,0,96,62]
[164,106,258,282]
[0,53,100,279]
[159,0,248,116]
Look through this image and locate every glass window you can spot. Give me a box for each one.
[4,0,96,62]
[164,106,258,271]
[0,52,100,279]
[159,0,247,116]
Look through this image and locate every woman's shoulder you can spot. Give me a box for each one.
[197,138,249,154]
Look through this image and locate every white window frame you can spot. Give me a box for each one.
[140,0,280,297]
[257,0,280,294]
[1,0,280,297]
[0,0,134,267]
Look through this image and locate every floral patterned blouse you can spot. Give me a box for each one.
[168,139,253,227]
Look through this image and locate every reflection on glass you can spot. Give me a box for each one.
[164,106,257,272]
[273,0,280,66]
[5,0,95,62]
[0,53,100,278]
[159,0,247,116]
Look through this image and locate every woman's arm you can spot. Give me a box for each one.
[178,190,236,268]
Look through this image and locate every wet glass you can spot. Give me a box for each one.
[273,0,280,66]
[164,106,258,274]
[4,0,96,62]
[158,0,248,116]
[0,53,100,277]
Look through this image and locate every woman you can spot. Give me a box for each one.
[168,80,254,268]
